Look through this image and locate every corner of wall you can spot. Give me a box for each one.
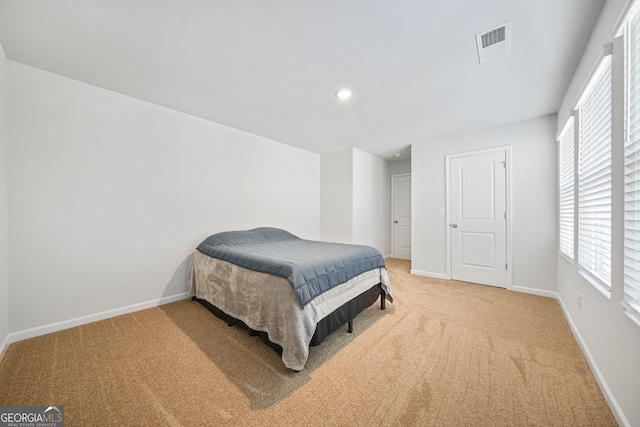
[0,40,10,353]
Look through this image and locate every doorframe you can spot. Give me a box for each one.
[391,173,411,259]
[444,145,512,289]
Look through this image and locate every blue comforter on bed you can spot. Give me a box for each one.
[196,227,386,308]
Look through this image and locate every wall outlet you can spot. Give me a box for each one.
[577,292,581,310]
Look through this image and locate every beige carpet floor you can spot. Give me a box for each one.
[0,259,616,426]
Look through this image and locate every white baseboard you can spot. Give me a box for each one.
[0,332,9,358]
[556,296,630,427]
[512,285,558,299]
[4,292,190,348]
[410,269,448,280]
[382,254,393,259]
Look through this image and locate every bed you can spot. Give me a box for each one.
[187,227,393,371]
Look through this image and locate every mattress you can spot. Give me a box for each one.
[196,227,387,307]
[188,251,392,371]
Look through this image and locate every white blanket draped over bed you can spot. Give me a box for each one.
[188,250,392,371]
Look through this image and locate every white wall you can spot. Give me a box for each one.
[321,148,391,256]
[411,115,558,295]
[389,159,411,176]
[556,0,640,425]
[321,149,353,244]
[0,43,9,352]
[7,61,321,335]
[352,149,391,256]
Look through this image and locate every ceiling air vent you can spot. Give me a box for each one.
[476,21,512,64]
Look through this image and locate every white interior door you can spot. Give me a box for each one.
[393,174,411,260]
[450,150,507,288]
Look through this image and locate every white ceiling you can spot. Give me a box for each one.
[0,0,605,161]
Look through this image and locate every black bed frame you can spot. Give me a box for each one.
[193,284,386,361]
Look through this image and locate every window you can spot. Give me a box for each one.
[577,54,613,292]
[558,117,575,260]
[624,6,640,317]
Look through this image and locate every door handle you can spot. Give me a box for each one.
[393,220,398,223]
[452,224,458,228]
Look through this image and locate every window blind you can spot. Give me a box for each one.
[578,54,612,290]
[625,9,640,314]
[559,118,575,260]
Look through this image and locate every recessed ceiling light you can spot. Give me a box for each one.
[335,88,353,100]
